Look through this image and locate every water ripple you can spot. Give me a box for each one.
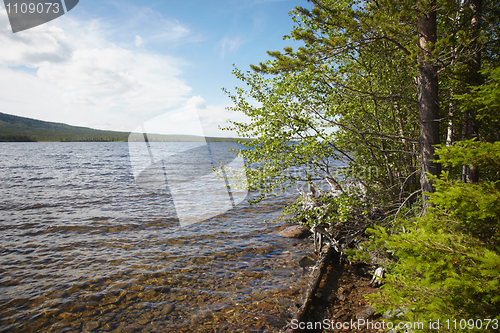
[0,142,312,332]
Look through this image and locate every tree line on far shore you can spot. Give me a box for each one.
[0,112,247,142]
[0,135,37,142]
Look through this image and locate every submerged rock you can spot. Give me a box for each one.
[84,321,101,331]
[298,254,317,268]
[278,225,311,238]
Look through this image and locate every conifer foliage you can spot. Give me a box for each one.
[366,140,500,330]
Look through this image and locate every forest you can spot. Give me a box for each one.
[223,0,500,330]
[0,112,131,142]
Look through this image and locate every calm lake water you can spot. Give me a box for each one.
[0,142,313,332]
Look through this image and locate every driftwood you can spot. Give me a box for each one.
[281,244,336,333]
[281,183,374,332]
[312,224,339,253]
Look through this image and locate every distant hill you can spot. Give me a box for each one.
[0,112,131,142]
[0,112,246,142]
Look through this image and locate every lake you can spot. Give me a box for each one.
[0,142,313,332]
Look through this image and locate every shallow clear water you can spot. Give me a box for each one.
[0,142,313,332]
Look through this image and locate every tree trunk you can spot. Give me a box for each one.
[417,0,441,206]
[462,0,482,184]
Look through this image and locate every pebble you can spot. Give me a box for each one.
[83,321,101,331]
[336,287,345,301]
[101,295,122,306]
[207,301,232,311]
[355,306,375,320]
[154,286,171,293]
[191,310,213,324]
[161,303,175,315]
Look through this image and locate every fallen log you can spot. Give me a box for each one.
[281,243,336,333]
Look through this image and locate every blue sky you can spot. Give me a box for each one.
[0,0,308,137]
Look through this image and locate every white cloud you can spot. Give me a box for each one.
[0,20,71,67]
[185,95,207,109]
[220,35,244,58]
[186,96,250,137]
[134,35,143,47]
[106,5,197,47]
[136,105,205,137]
[0,8,192,131]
